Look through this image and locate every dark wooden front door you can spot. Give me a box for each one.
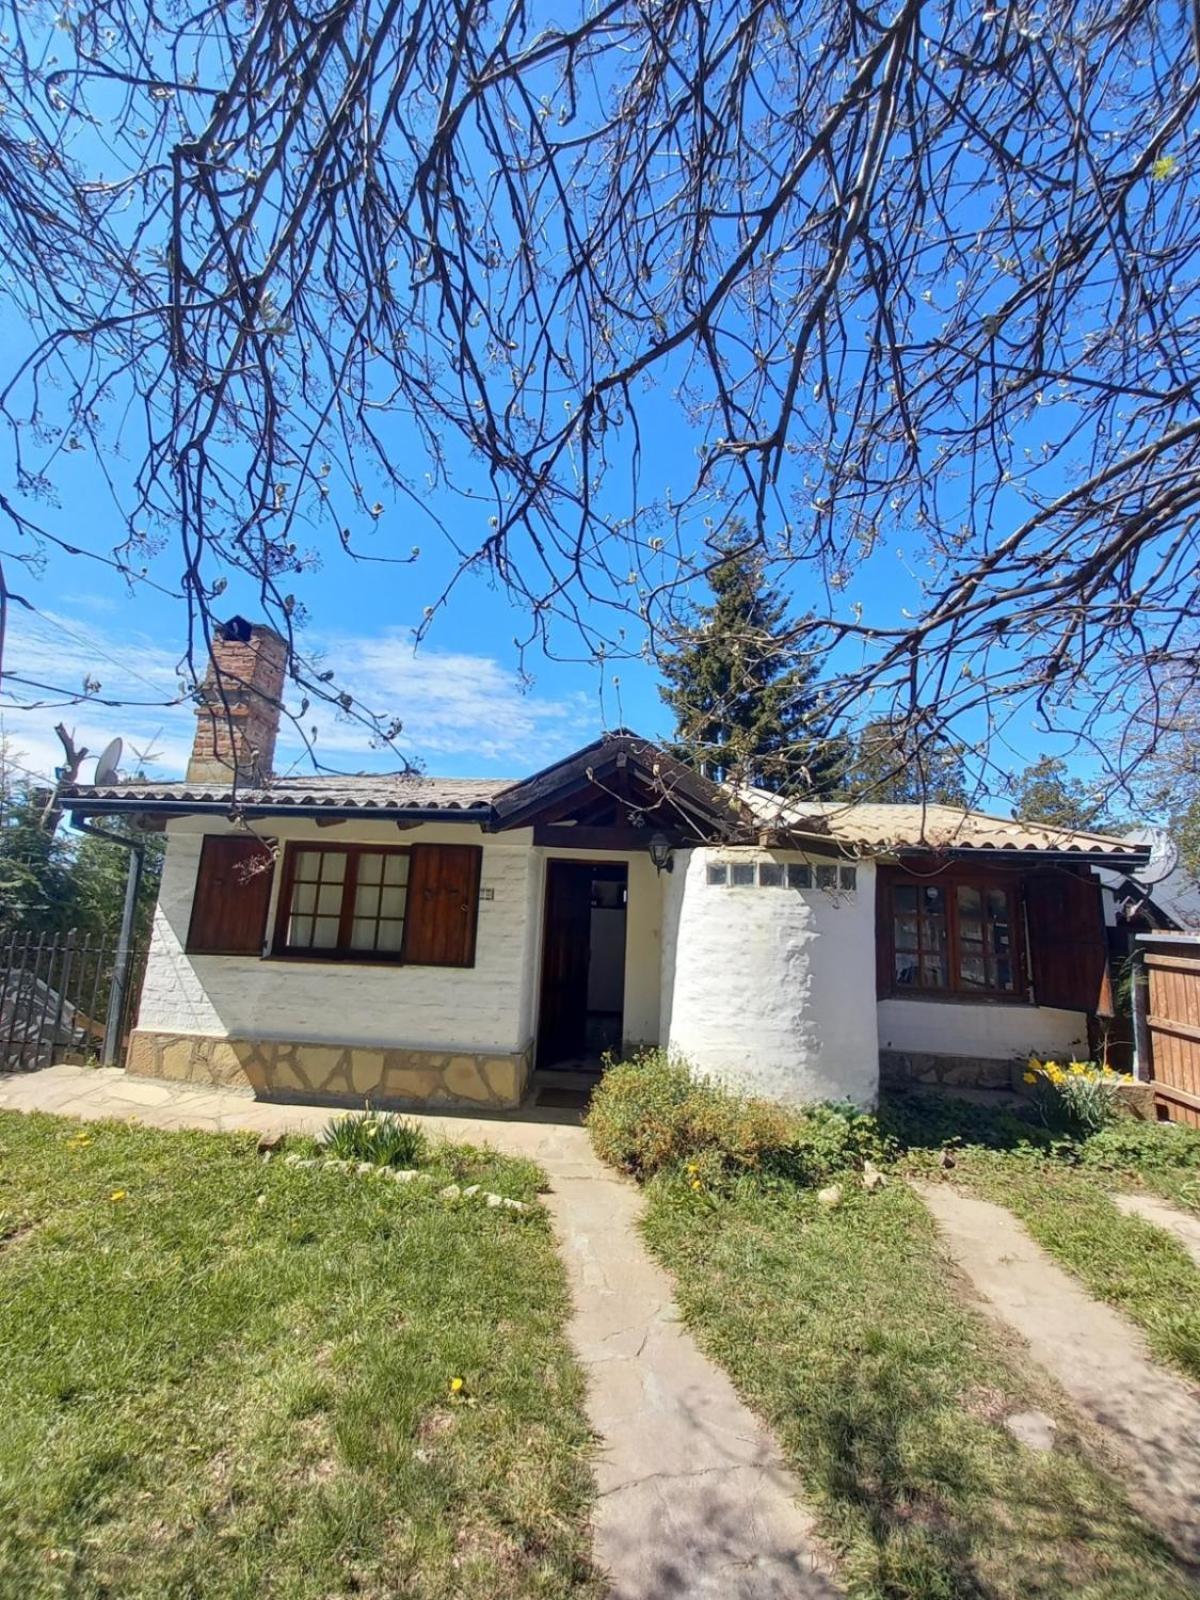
[538,862,595,1067]
[537,861,629,1068]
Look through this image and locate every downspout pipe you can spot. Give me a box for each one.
[74,818,145,1066]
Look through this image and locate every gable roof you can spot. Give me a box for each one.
[58,733,1150,864]
[491,731,738,836]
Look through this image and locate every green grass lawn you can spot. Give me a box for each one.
[0,1112,600,1599]
[639,1171,1196,1600]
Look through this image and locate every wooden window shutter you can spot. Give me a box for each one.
[401,843,482,967]
[186,835,275,956]
[1024,871,1113,1015]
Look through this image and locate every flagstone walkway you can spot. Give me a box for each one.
[0,1065,839,1599]
[917,1181,1200,1565]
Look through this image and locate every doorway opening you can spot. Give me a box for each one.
[537,860,628,1071]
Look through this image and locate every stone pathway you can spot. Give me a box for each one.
[1113,1190,1200,1269]
[916,1181,1200,1564]
[0,1066,838,1599]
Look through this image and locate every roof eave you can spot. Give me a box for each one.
[61,795,495,823]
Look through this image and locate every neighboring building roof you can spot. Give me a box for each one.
[737,790,1149,863]
[59,735,1150,864]
[1096,827,1200,930]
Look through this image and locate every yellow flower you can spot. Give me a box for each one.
[109,1190,127,1203]
[449,1376,464,1394]
[1152,153,1177,181]
[1022,1072,1037,1085]
[686,1162,699,1174]
[690,1178,702,1191]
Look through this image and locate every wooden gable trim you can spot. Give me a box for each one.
[492,734,738,837]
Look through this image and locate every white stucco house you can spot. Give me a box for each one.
[62,621,1150,1110]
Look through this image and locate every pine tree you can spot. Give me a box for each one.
[1010,755,1111,831]
[658,531,844,792]
[842,718,968,805]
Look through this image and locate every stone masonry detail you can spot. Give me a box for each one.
[127,1028,533,1110]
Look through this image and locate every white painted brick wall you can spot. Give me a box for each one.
[138,819,536,1052]
[661,849,881,1107]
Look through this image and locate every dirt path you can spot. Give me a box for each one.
[1,1065,839,1599]
[1113,1191,1200,1268]
[916,1181,1200,1565]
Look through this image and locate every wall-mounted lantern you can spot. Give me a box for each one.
[647,832,675,874]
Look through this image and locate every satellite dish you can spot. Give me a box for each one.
[1138,828,1178,887]
[93,737,124,786]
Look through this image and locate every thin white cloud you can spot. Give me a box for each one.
[282,626,596,773]
[1,609,596,782]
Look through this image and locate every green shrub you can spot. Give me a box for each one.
[586,1049,890,1187]
[1079,1118,1200,1174]
[320,1108,427,1167]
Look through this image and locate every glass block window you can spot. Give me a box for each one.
[815,864,839,891]
[839,865,858,892]
[706,861,728,886]
[787,863,812,890]
[730,862,755,887]
[758,862,784,887]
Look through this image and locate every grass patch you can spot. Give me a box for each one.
[885,1092,1200,1385]
[0,1111,599,1599]
[640,1172,1195,1600]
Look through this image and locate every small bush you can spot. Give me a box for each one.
[320,1108,427,1167]
[586,1049,889,1187]
[1079,1118,1200,1174]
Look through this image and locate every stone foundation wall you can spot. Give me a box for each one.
[880,1048,1020,1092]
[127,1029,533,1111]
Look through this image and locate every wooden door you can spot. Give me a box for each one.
[537,862,594,1067]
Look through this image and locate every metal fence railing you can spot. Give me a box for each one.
[0,930,145,1072]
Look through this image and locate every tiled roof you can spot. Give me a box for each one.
[737,791,1146,859]
[60,744,1150,863]
[63,774,510,812]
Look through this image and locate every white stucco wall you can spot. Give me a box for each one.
[660,849,880,1107]
[876,997,1089,1061]
[138,817,538,1052]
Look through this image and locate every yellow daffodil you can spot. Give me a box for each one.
[690,1178,702,1191]
[1023,1072,1037,1085]
[109,1190,127,1203]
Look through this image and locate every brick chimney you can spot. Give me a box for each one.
[187,617,287,786]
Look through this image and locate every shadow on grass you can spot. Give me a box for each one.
[877,1089,1055,1156]
[799,1337,1193,1600]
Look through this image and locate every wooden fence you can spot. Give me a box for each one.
[1137,932,1200,1126]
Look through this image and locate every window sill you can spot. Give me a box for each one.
[883,990,1033,1007]
[265,951,408,968]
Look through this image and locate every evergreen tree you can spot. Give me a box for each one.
[842,718,968,805]
[1010,755,1111,831]
[0,743,163,941]
[0,784,75,935]
[658,531,845,792]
